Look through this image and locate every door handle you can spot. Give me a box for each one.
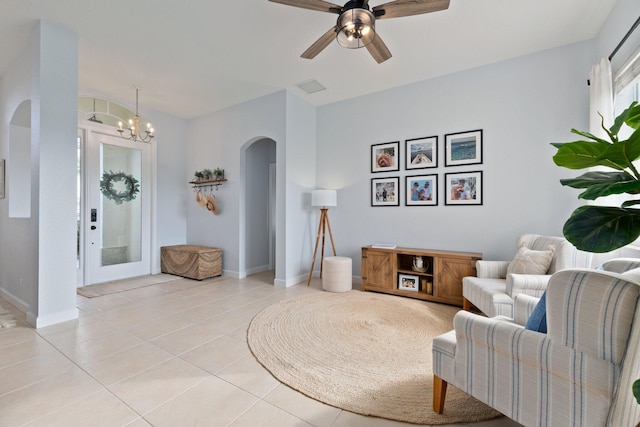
[90,225,97,230]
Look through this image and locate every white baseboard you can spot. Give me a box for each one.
[245,264,269,276]
[35,308,79,329]
[222,269,240,279]
[0,287,29,313]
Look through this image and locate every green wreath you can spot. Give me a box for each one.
[100,170,140,205]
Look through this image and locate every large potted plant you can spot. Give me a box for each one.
[552,101,640,253]
[552,101,640,405]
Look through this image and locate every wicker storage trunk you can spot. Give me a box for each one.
[161,245,222,280]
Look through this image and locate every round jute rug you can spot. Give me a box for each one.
[247,290,501,425]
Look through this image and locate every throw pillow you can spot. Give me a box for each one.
[507,244,555,275]
[525,291,547,333]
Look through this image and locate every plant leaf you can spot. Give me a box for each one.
[563,205,640,252]
[570,128,610,144]
[559,171,640,199]
[633,379,640,404]
[621,101,640,130]
[623,126,640,163]
[553,141,617,170]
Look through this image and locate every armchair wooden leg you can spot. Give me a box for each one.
[433,375,448,414]
[463,297,473,311]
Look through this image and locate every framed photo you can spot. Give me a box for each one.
[445,129,483,167]
[371,141,400,173]
[0,159,5,199]
[371,177,400,206]
[398,274,419,292]
[445,171,483,205]
[405,174,437,206]
[405,136,437,169]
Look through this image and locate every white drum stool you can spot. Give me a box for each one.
[322,256,352,292]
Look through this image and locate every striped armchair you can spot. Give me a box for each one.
[462,234,592,318]
[433,268,640,427]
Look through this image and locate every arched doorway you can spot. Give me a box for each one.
[241,138,277,279]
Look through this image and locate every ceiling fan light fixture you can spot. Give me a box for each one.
[336,8,375,49]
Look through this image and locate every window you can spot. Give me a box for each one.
[614,45,640,119]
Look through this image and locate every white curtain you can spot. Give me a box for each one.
[589,58,614,138]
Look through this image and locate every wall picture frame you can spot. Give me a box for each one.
[0,159,5,199]
[398,273,419,291]
[445,171,483,205]
[371,176,400,206]
[405,136,437,169]
[445,129,483,167]
[405,174,437,206]
[371,141,400,173]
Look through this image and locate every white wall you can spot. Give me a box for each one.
[33,21,79,327]
[147,108,189,273]
[0,21,79,327]
[0,44,36,314]
[316,41,593,275]
[188,91,287,279]
[283,92,317,284]
[187,90,317,286]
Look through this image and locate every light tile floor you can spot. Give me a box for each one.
[0,272,522,427]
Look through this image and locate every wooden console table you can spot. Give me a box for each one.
[361,246,481,306]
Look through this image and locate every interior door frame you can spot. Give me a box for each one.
[77,122,157,286]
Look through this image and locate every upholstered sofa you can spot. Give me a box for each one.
[433,268,640,427]
[462,234,592,318]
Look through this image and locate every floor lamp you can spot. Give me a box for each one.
[307,189,337,285]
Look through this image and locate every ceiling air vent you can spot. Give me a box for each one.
[297,79,326,94]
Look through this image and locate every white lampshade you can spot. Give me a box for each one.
[312,189,337,208]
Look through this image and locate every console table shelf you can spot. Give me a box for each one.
[361,246,482,306]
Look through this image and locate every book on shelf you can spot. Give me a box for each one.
[371,243,396,249]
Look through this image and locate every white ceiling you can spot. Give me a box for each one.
[0,0,618,119]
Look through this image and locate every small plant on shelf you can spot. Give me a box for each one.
[193,168,225,183]
[202,168,214,180]
[194,170,205,181]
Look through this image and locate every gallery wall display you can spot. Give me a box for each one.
[371,141,400,173]
[370,129,484,207]
[405,174,437,206]
[444,129,483,167]
[444,171,483,205]
[371,177,400,206]
[405,136,437,170]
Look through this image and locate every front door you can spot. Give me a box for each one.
[84,130,151,284]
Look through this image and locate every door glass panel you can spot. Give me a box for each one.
[77,135,81,268]
[100,143,142,266]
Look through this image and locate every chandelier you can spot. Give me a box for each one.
[117,87,154,142]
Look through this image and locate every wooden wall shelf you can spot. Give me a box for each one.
[189,178,227,190]
[361,246,482,306]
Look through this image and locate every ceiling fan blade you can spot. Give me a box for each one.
[301,26,338,59]
[366,34,392,64]
[373,0,449,19]
[268,0,342,14]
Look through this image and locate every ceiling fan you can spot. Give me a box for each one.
[268,0,450,63]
